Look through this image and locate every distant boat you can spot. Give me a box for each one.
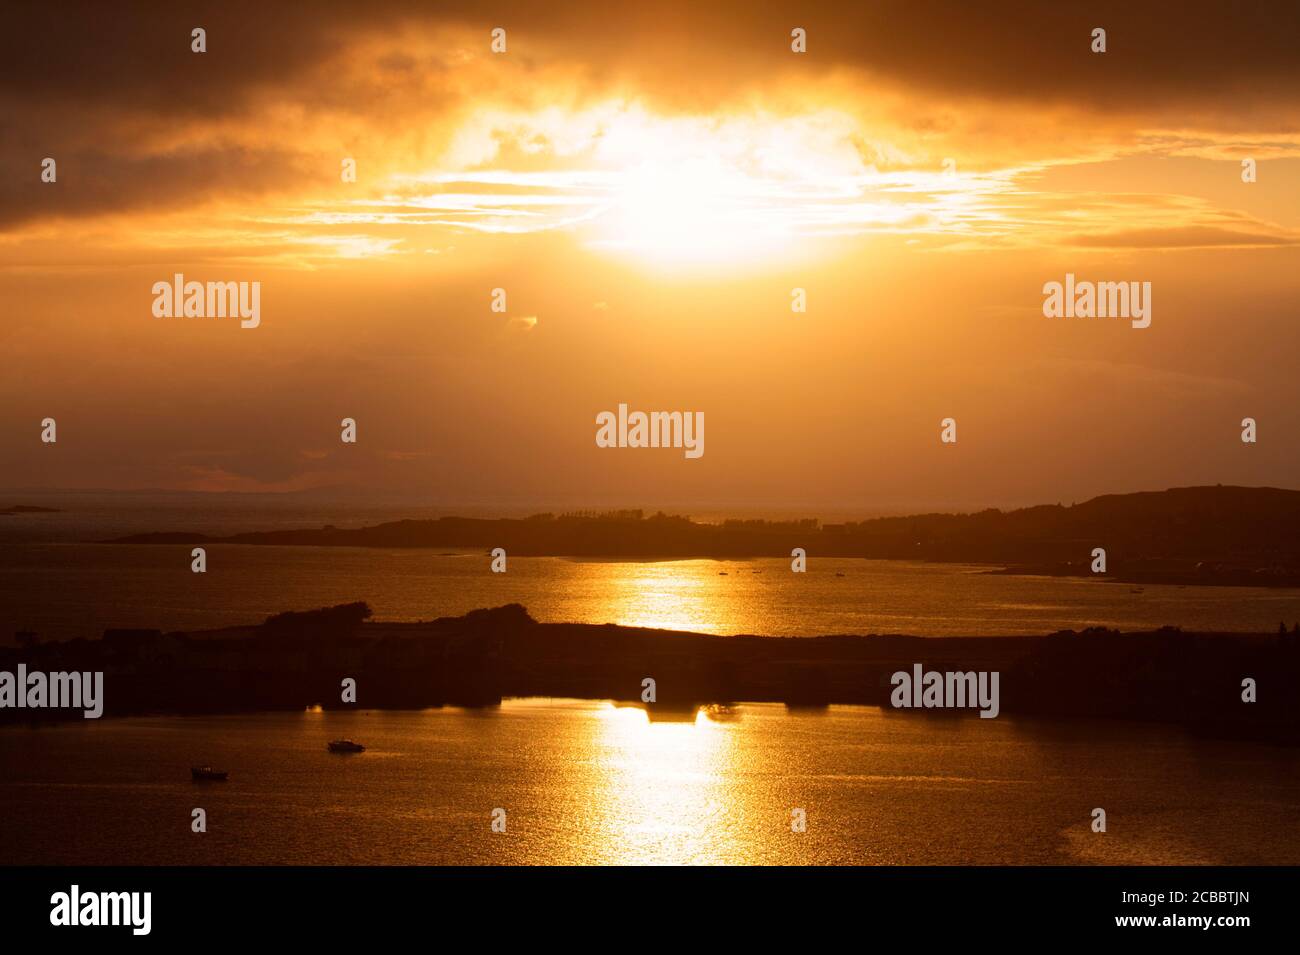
[835,572,846,577]
[1130,587,1145,594]
[328,739,365,753]
[191,767,228,781]
[718,571,728,576]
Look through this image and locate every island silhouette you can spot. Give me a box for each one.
[5,601,1298,743]
[101,485,1300,588]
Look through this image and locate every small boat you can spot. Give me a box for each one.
[191,767,228,781]
[718,571,728,576]
[327,739,365,753]
[703,703,741,722]
[835,572,846,577]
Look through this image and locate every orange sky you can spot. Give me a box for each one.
[2,1,1298,511]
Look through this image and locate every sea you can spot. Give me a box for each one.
[2,493,1298,641]
[2,493,1298,865]
[3,704,1299,865]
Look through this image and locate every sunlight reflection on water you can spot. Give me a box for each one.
[3,702,1299,865]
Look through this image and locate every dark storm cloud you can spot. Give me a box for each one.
[0,1,355,114]
[0,146,306,228]
[5,1,1295,115]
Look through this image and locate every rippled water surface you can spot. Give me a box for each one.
[5,545,1299,641]
[3,703,1298,865]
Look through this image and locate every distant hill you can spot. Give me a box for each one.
[104,486,1300,584]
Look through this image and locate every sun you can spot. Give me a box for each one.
[594,153,790,266]
[335,104,1010,269]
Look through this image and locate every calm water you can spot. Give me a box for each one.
[2,703,1298,865]
[3,544,1299,642]
[4,495,1298,641]
[6,501,1297,867]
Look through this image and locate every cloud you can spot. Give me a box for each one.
[1068,225,1299,249]
[0,0,1292,295]
[7,2,1296,110]
[0,147,306,229]
[504,315,538,333]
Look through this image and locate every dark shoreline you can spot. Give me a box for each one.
[4,603,1298,743]
[96,485,1300,589]
[985,563,1300,589]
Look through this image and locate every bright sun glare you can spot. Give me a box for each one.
[598,155,791,264]
[326,104,1012,268]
